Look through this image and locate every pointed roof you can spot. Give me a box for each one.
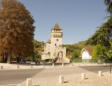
[82,46,93,55]
[53,23,61,30]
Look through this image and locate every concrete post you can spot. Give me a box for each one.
[81,73,86,80]
[26,78,32,86]
[59,75,64,84]
[0,66,3,69]
[17,84,21,86]
[72,63,74,66]
[17,65,19,69]
[52,63,54,67]
[98,71,102,77]
[62,63,64,67]
[31,65,33,69]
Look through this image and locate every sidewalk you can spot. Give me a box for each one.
[32,70,112,86]
[71,63,112,66]
[0,63,112,70]
[1,63,112,86]
[0,63,45,70]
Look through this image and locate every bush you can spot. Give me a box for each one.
[92,44,107,59]
[89,59,97,63]
[104,59,112,63]
[72,58,82,63]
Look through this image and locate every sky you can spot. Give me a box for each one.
[19,0,108,44]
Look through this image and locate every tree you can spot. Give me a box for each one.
[87,0,112,47]
[104,0,112,14]
[106,41,112,59]
[71,50,79,59]
[87,17,112,47]
[64,44,81,58]
[92,44,107,59]
[33,40,44,61]
[0,0,35,63]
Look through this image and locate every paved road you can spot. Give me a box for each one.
[0,69,43,85]
[0,65,111,85]
[80,65,111,73]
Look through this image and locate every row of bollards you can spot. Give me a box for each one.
[17,71,103,86]
[59,71,103,84]
[81,71,103,80]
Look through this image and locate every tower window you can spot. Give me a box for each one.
[55,44,57,46]
[56,39,59,41]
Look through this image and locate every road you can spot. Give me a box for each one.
[0,65,110,85]
[0,69,43,85]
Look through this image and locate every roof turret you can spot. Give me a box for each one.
[52,23,62,30]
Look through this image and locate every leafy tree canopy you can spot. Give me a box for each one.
[0,0,35,63]
[104,0,112,14]
[87,17,112,47]
[92,44,108,59]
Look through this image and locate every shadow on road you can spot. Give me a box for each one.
[79,65,111,73]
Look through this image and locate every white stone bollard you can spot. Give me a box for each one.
[17,84,21,86]
[26,78,32,86]
[98,71,102,77]
[52,63,54,67]
[72,63,74,66]
[31,65,33,69]
[0,66,3,69]
[59,75,64,84]
[62,63,64,67]
[81,73,86,80]
[17,65,19,69]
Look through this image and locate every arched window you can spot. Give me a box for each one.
[56,39,59,41]
[48,52,50,56]
[55,44,57,46]
[58,51,63,59]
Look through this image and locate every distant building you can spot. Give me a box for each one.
[41,23,70,63]
[81,46,93,60]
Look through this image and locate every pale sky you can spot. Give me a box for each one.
[19,0,108,44]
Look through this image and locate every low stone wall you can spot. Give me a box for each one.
[0,63,45,70]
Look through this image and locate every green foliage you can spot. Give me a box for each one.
[73,41,88,48]
[64,44,80,59]
[106,41,112,59]
[33,40,44,61]
[25,40,44,61]
[104,0,112,14]
[92,44,108,59]
[72,58,82,63]
[64,41,89,60]
[72,50,79,59]
[87,17,112,47]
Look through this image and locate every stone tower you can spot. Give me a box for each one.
[41,23,70,63]
[51,23,63,47]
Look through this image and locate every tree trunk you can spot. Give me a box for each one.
[0,56,3,62]
[7,55,11,64]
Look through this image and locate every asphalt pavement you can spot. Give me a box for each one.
[0,69,43,85]
[0,65,110,85]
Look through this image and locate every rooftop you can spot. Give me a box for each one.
[52,23,62,30]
